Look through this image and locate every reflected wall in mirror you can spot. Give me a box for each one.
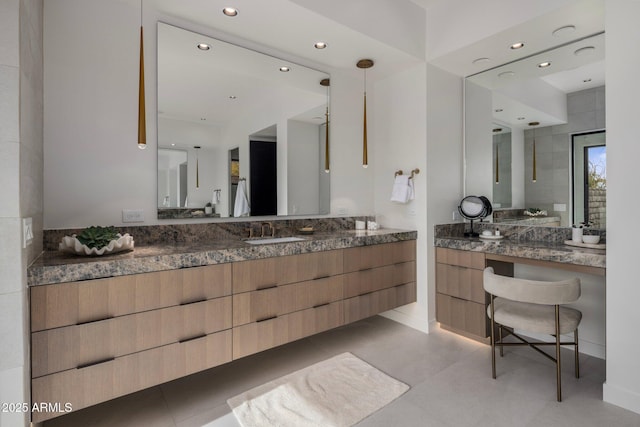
[492,125,512,208]
[465,32,605,228]
[157,23,330,219]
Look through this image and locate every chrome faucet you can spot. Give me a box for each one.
[261,222,275,238]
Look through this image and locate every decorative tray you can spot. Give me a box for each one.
[563,240,606,250]
[59,233,135,256]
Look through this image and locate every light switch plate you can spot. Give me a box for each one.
[553,203,567,212]
[122,209,145,223]
[23,217,33,248]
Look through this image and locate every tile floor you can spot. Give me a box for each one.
[43,316,640,427]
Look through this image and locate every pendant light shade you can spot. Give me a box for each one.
[194,146,201,188]
[357,59,374,168]
[529,121,539,182]
[137,1,146,149]
[320,78,330,173]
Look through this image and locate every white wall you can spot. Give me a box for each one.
[425,63,464,328]
[0,1,43,426]
[464,80,493,198]
[372,63,429,331]
[43,0,374,229]
[287,120,320,215]
[603,0,640,414]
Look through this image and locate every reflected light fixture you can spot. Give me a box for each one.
[314,42,327,49]
[357,59,374,168]
[320,78,330,173]
[197,43,210,51]
[138,0,146,150]
[279,66,290,72]
[194,146,201,188]
[538,61,551,68]
[529,121,540,182]
[222,7,238,16]
[510,42,525,50]
[493,128,501,184]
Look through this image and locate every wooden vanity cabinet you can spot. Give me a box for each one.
[231,250,345,359]
[343,240,417,323]
[435,247,513,342]
[30,264,233,423]
[31,240,417,422]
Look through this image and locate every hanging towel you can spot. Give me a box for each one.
[234,181,250,217]
[408,177,415,201]
[390,175,412,203]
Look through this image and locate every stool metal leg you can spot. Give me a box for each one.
[575,328,580,378]
[490,295,496,379]
[555,305,562,402]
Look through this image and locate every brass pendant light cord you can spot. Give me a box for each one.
[137,0,146,149]
[495,146,499,184]
[320,78,330,173]
[529,121,539,183]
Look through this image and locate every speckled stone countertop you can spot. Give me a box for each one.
[28,229,416,287]
[434,223,605,270]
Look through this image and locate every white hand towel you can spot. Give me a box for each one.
[234,181,250,217]
[390,175,411,203]
[408,178,415,201]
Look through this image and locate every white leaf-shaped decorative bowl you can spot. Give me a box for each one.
[59,233,134,256]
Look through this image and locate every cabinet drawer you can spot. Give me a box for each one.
[435,263,485,304]
[343,240,416,272]
[232,250,343,294]
[232,301,344,359]
[435,248,485,270]
[436,293,488,338]
[343,282,416,324]
[32,296,232,378]
[232,275,343,326]
[344,261,415,299]
[31,330,232,423]
[30,264,232,332]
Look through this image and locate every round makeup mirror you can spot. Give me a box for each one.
[459,196,493,237]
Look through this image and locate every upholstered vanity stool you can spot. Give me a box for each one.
[483,267,582,401]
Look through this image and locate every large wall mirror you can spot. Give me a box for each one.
[157,23,330,219]
[465,32,605,228]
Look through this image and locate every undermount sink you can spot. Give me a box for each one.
[244,236,307,245]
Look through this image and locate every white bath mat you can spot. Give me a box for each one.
[227,352,409,427]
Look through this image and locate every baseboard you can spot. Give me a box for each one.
[603,382,640,415]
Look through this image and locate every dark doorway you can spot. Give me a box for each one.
[249,140,277,216]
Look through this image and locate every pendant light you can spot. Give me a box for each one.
[493,127,501,184]
[529,121,539,182]
[137,0,146,150]
[320,78,330,173]
[194,146,201,188]
[357,59,374,168]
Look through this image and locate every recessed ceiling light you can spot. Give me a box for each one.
[552,25,576,37]
[494,108,503,112]
[583,78,592,83]
[517,117,526,120]
[472,57,490,64]
[200,118,206,121]
[537,61,551,68]
[510,42,525,50]
[314,42,327,49]
[171,143,175,146]
[229,95,237,100]
[222,7,238,17]
[493,128,503,133]
[498,71,515,78]
[574,46,596,56]
[279,66,290,72]
[197,43,210,51]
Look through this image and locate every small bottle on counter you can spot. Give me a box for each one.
[495,228,500,236]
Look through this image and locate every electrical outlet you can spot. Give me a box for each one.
[452,210,461,221]
[407,207,417,217]
[122,209,145,223]
[337,207,348,215]
[23,217,33,248]
[553,203,567,212]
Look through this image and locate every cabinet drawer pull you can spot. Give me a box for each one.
[179,333,207,343]
[76,315,113,326]
[77,357,114,369]
[313,275,330,280]
[180,298,207,306]
[256,284,277,291]
[313,302,330,309]
[257,315,278,323]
